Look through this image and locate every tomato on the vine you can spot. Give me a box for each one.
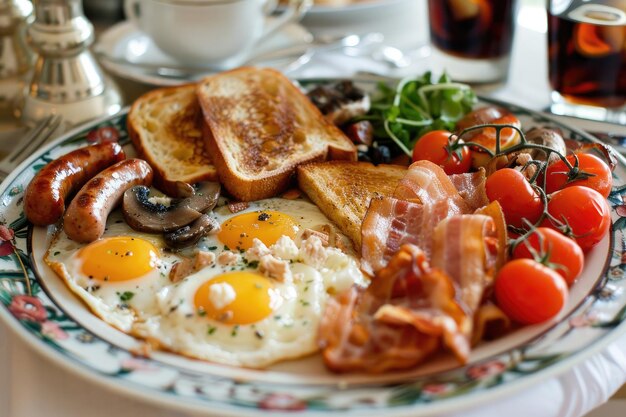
[495,259,568,324]
[412,130,472,175]
[545,185,611,252]
[512,227,584,285]
[544,153,612,198]
[485,168,543,229]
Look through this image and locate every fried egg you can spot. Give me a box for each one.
[45,197,366,368]
[45,211,177,332]
[133,234,365,368]
[202,198,354,254]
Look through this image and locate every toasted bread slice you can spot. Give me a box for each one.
[197,67,356,201]
[128,84,217,196]
[298,161,407,249]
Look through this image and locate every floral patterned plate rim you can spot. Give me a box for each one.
[1,80,626,416]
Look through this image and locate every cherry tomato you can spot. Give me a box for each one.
[546,186,611,252]
[495,259,568,324]
[412,130,472,175]
[544,153,612,198]
[485,168,543,229]
[512,227,584,285]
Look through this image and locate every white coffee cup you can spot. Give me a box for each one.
[124,0,311,67]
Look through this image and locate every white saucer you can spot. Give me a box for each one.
[95,20,313,87]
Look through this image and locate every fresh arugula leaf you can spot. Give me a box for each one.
[364,72,477,156]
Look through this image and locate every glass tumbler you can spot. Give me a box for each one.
[428,0,517,83]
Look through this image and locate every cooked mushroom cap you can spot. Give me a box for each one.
[122,182,221,233]
[525,127,566,164]
[181,182,221,214]
[164,214,219,249]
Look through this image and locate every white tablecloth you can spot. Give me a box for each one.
[2,1,626,416]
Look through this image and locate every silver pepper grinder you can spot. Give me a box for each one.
[0,0,34,120]
[18,0,122,127]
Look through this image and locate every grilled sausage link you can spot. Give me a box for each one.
[24,142,125,226]
[63,159,153,243]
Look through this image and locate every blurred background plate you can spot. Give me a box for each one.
[299,0,410,16]
[283,0,427,50]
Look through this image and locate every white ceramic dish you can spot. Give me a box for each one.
[1,80,626,416]
[94,20,313,87]
[285,0,408,18]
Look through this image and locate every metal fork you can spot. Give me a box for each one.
[0,114,63,180]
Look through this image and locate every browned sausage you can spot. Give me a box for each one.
[63,159,153,243]
[24,142,125,226]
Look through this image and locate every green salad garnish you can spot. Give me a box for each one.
[359,72,477,156]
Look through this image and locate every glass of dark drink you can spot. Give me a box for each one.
[428,0,517,83]
[548,0,626,124]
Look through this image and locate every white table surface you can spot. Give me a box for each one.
[2,1,626,417]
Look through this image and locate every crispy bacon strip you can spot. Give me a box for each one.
[472,302,512,345]
[361,197,463,275]
[319,245,471,373]
[475,201,508,271]
[394,160,470,210]
[449,168,489,211]
[430,214,500,341]
[361,161,472,275]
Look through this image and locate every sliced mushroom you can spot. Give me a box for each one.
[164,214,219,249]
[174,181,195,197]
[122,182,221,233]
[307,81,370,126]
[525,128,567,165]
[183,182,221,213]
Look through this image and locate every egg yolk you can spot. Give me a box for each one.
[194,272,280,325]
[78,236,160,282]
[218,210,298,250]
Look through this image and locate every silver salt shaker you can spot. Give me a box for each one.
[18,0,122,127]
[0,0,34,119]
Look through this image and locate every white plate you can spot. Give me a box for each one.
[95,20,313,87]
[1,80,626,416]
[293,0,426,51]
[302,0,419,26]
[302,0,410,16]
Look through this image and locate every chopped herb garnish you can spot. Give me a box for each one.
[117,291,134,302]
[207,326,217,335]
[231,325,240,337]
[299,300,310,307]
[208,246,218,251]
